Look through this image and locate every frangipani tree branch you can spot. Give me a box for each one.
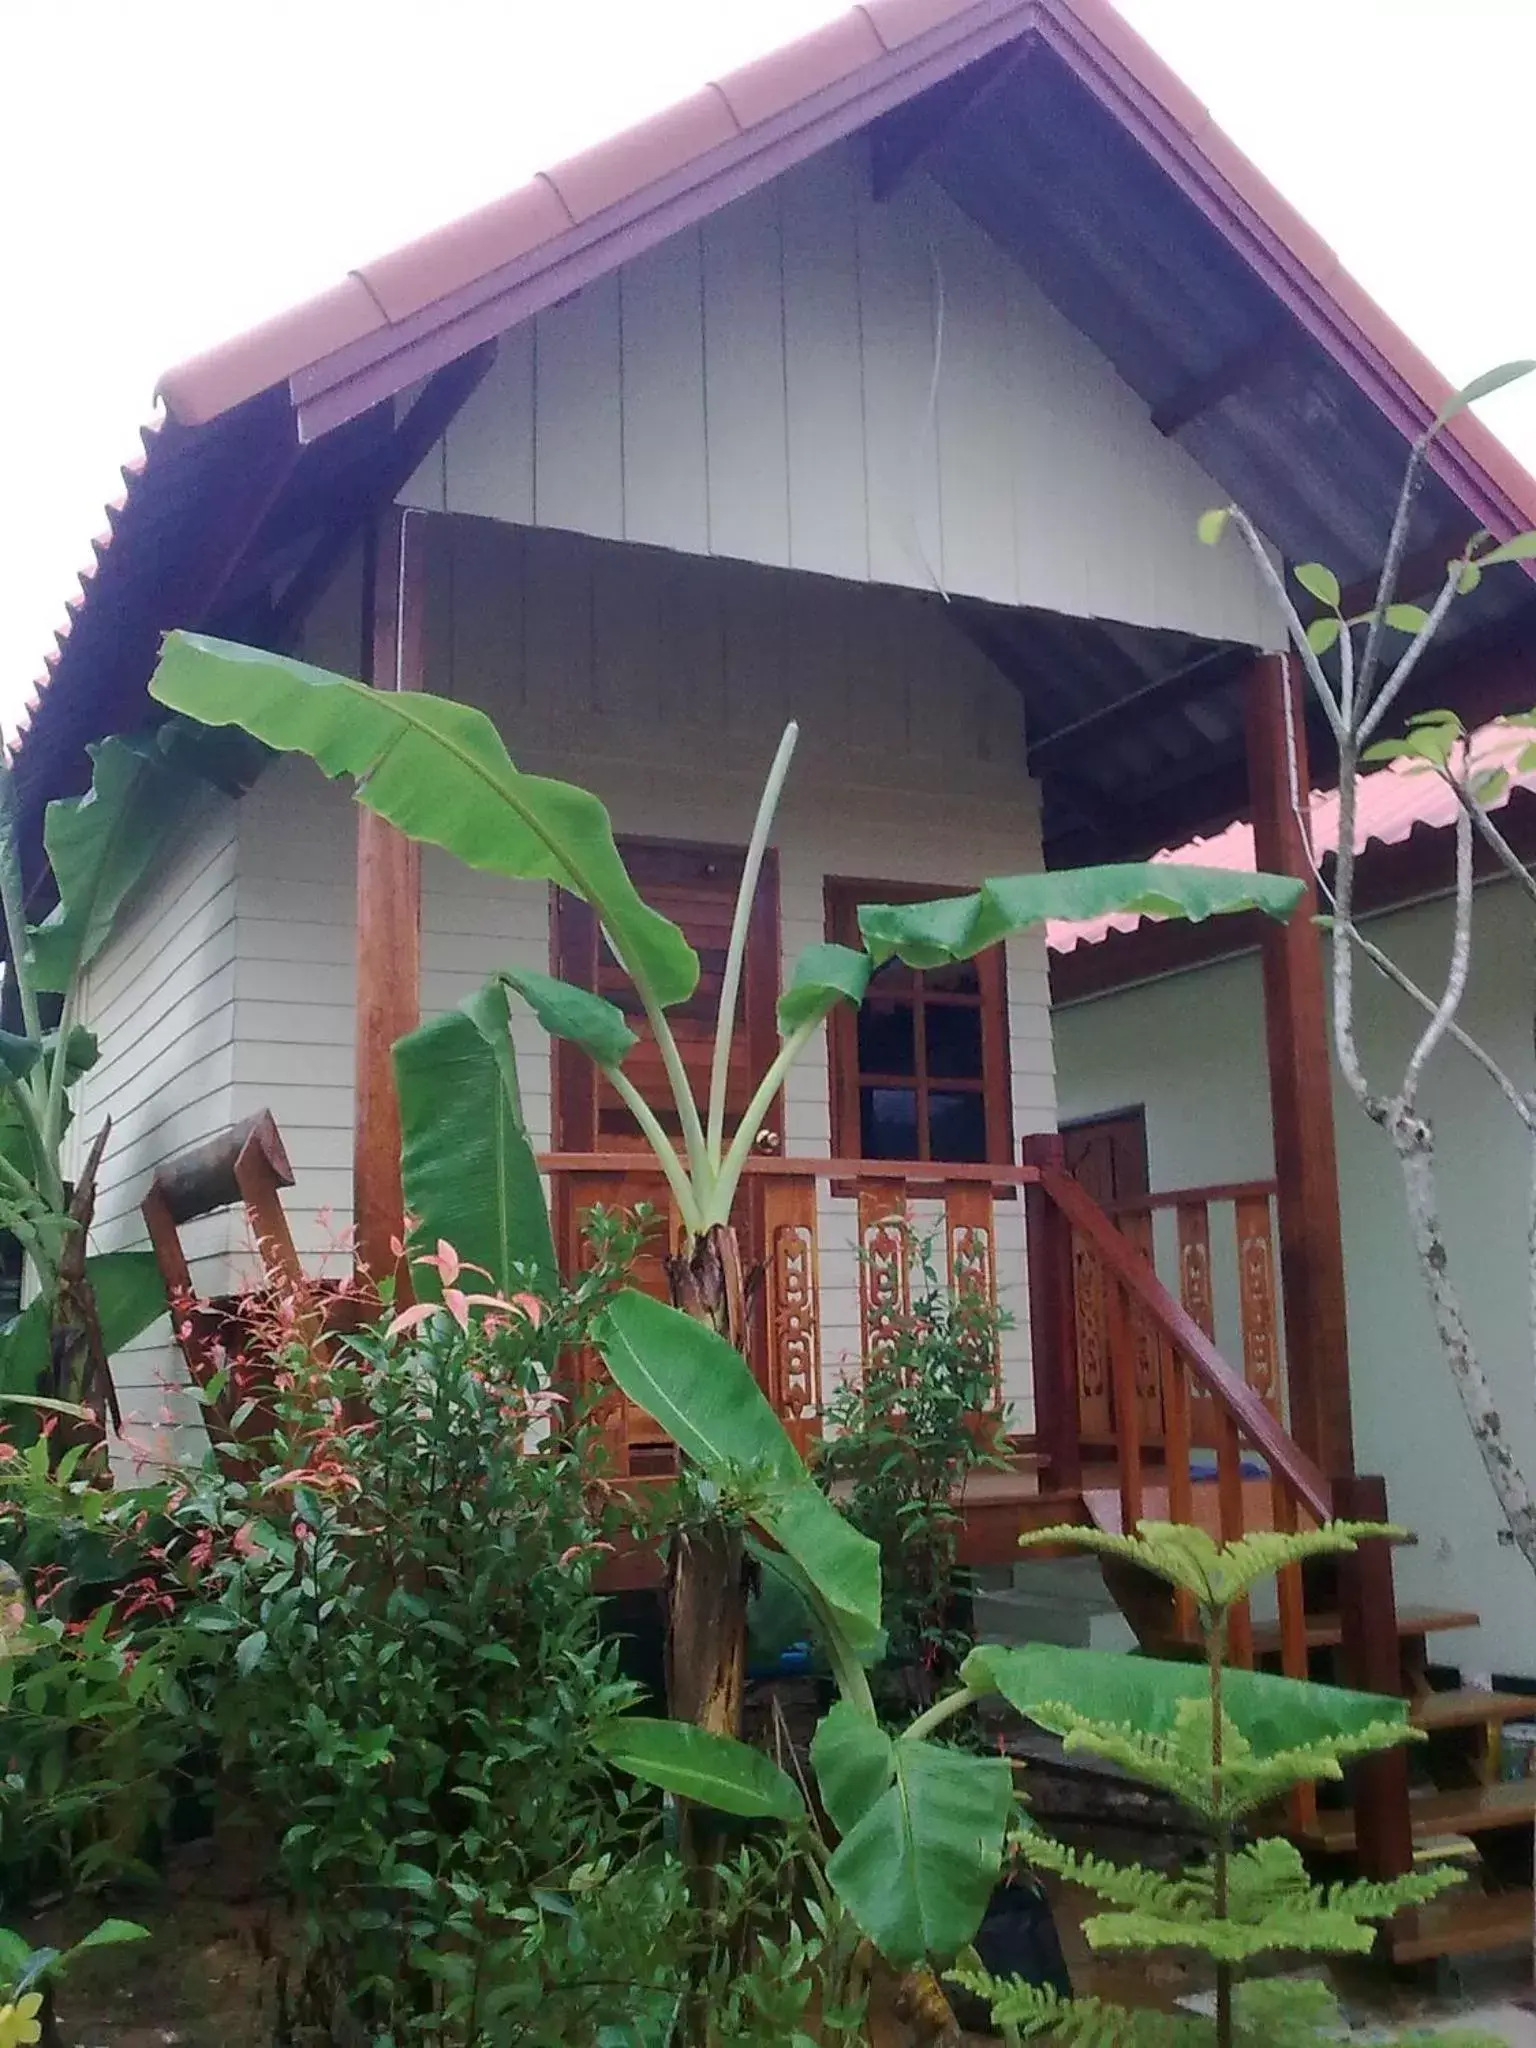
[1402,790,1474,1107]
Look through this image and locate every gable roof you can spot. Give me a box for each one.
[17,0,1536,889]
[151,0,1536,542]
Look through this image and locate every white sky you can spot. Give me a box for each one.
[3,0,1535,732]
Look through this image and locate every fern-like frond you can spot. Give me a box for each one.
[945,1969,1207,2048]
[1323,1862,1467,1919]
[1021,1830,1202,1915]
[1082,1904,1378,1960]
[1230,1976,1346,2046]
[1019,1518,1406,1624]
[1051,1712,1216,1813]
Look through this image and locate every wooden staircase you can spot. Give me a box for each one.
[1011,1153,1536,1967]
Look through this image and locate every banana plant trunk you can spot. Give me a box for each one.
[664,1221,750,1739]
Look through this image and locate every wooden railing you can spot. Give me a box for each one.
[1106,1179,1284,1422]
[543,1152,1032,1477]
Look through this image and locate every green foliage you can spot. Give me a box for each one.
[162,1235,662,2044]
[149,631,699,1007]
[822,1735,1012,1968]
[817,1234,1009,1695]
[1016,1517,1404,1633]
[857,866,1304,970]
[965,1635,1411,1772]
[597,1289,883,1655]
[0,1450,191,1902]
[955,1521,1479,2048]
[0,720,251,1416]
[0,1252,168,1403]
[590,1717,805,1820]
[1293,562,1341,610]
[776,944,875,1034]
[394,979,558,1295]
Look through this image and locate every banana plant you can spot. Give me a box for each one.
[147,627,1304,1722]
[586,1289,1417,1991]
[0,723,255,1429]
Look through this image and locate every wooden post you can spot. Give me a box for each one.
[354,507,426,1280]
[1023,1132,1082,1492]
[1333,1473,1414,1884]
[1244,655,1355,1477]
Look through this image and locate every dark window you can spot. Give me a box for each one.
[826,879,1012,1165]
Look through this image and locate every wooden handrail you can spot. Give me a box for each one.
[1038,1165,1332,1523]
[1105,1178,1277,1218]
[536,1152,1044,1187]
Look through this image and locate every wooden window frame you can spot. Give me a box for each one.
[824,876,1013,1167]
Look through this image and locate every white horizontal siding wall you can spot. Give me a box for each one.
[72,796,240,1465]
[231,522,1055,1421]
[403,142,1278,650]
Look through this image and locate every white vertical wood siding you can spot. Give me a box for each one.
[73,798,240,1462]
[404,144,1277,650]
[230,523,1056,1420]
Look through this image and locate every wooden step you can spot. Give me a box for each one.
[1388,1885,1535,1963]
[1250,1605,1480,1655]
[1304,1775,1536,1854]
[1412,1687,1536,1733]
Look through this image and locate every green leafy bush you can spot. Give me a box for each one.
[0,1444,190,1902]
[816,1232,1009,1703]
[157,1226,672,2044]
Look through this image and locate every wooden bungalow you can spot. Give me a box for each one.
[18,0,1536,1956]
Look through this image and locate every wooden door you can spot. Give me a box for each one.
[551,840,781,1471]
[1061,1108,1149,1208]
[552,839,781,1157]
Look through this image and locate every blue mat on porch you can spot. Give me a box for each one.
[1189,1450,1270,1481]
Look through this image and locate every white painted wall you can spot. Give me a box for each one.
[228,521,1057,1420]
[1054,879,1536,1678]
[72,795,240,1465]
[401,143,1277,651]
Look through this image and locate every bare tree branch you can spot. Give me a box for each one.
[1357,562,1465,745]
[1402,795,1474,1106]
[1444,767,1536,912]
[1229,511,1347,741]
[1356,430,1432,708]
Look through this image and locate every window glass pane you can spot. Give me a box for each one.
[857,1000,916,1077]
[925,1002,983,1079]
[923,958,980,997]
[928,1089,988,1163]
[860,1086,918,1160]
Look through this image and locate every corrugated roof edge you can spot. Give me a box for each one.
[1047,720,1536,954]
[149,0,1536,538]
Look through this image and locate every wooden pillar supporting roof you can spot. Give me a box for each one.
[1244,652,1354,1478]
[354,506,426,1280]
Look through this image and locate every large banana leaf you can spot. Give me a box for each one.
[962,1642,1410,1754]
[776,944,873,1034]
[0,1251,168,1397]
[150,633,698,1009]
[597,1290,883,1654]
[593,1716,804,1820]
[394,980,557,1296]
[497,966,638,1068]
[825,1738,1013,1966]
[857,865,1305,970]
[810,1699,894,1836]
[28,727,207,993]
